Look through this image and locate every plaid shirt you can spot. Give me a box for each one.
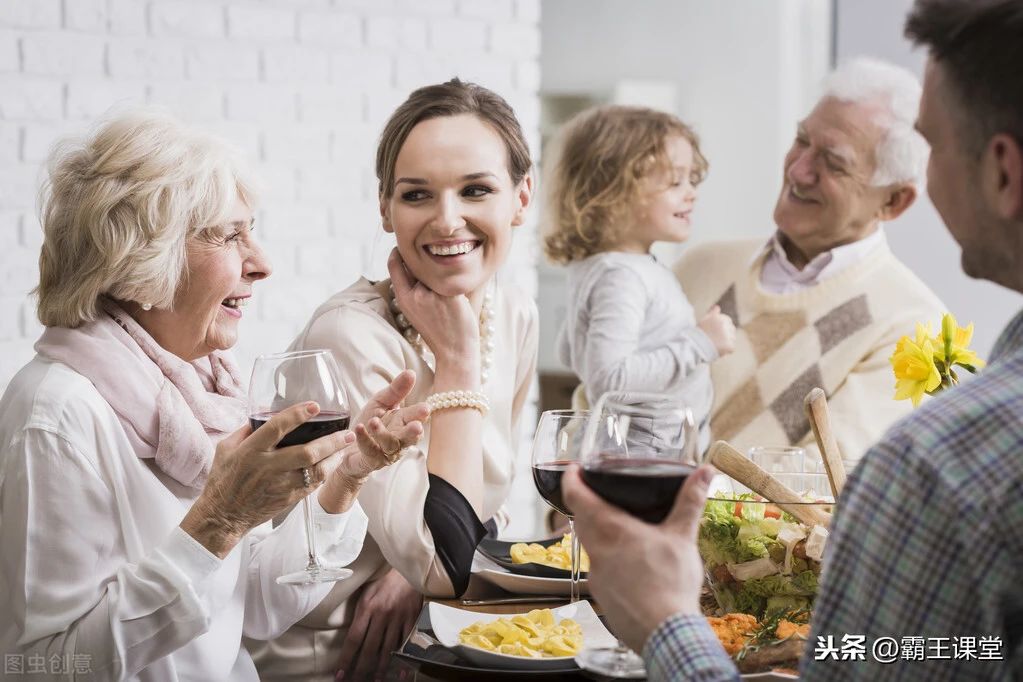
[643,308,1023,681]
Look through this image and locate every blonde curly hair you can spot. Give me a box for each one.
[543,105,707,264]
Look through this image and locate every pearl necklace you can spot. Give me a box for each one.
[388,284,496,384]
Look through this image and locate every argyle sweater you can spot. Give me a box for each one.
[674,237,944,466]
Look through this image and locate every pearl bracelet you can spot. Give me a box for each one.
[426,390,490,416]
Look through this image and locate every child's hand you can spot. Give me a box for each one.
[698,305,736,356]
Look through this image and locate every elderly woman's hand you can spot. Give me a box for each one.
[388,248,480,373]
[317,369,430,513]
[181,403,355,559]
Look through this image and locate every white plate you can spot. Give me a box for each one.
[742,673,799,681]
[428,600,616,671]
[472,552,590,596]
[474,568,591,596]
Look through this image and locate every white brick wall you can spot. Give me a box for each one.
[0,0,62,29]
[0,0,543,536]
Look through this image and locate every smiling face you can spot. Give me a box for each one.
[617,135,698,253]
[381,114,532,304]
[132,194,272,361]
[773,97,903,262]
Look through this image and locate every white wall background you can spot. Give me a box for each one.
[0,0,543,536]
[535,0,1016,368]
[835,0,1020,357]
[537,0,832,372]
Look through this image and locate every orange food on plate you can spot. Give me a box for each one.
[707,613,810,658]
[707,613,757,655]
[776,619,811,640]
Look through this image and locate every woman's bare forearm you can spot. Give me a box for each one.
[424,360,484,516]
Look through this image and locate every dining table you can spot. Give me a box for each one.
[372,546,801,682]
[376,577,800,682]
[380,571,610,682]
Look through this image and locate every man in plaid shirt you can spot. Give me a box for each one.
[562,0,1023,680]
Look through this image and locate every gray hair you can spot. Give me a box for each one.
[35,108,259,328]
[820,57,929,186]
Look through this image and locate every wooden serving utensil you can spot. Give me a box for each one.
[707,441,831,528]
[804,387,846,499]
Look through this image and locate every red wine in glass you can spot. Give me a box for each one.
[248,349,353,585]
[530,410,589,603]
[250,412,350,447]
[531,460,573,516]
[576,393,699,679]
[582,457,694,524]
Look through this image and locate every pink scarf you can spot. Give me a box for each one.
[34,299,247,489]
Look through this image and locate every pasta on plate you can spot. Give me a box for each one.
[509,534,590,572]
[458,608,583,658]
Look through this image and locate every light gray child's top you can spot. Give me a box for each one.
[557,251,717,452]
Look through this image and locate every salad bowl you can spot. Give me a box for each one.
[699,489,834,620]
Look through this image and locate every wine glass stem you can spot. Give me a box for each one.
[611,642,633,674]
[302,494,320,570]
[569,517,580,603]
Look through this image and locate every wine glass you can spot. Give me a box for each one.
[574,391,703,679]
[530,409,589,603]
[248,349,353,585]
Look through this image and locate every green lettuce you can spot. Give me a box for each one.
[700,497,788,565]
[765,595,812,617]
[701,494,822,619]
[792,569,819,594]
[733,588,767,617]
[742,571,818,598]
[698,501,743,566]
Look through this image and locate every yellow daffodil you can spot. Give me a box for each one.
[890,335,942,407]
[914,322,934,346]
[934,313,986,370]
[891,312,986,407]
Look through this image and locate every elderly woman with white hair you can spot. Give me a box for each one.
[674,56,945,466]
[0,110,429,681]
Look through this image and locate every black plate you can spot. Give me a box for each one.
[393,604,595,680]
[477,537,589,580]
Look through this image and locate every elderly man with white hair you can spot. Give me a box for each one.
[674,57,944,466]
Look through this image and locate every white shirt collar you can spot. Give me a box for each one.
[755,227,887,293]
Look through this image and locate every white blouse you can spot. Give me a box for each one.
[0,357,369,682]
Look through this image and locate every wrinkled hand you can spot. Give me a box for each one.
[319,370,429,513]
[335,568,423,681]
[698,305,736,357]
[388,248,480,370]
[183,403,355,557]
[561,464,715,653]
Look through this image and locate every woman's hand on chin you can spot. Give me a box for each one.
[318,369,430,513]
[181,403,355,558]
[387,248,481,372]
